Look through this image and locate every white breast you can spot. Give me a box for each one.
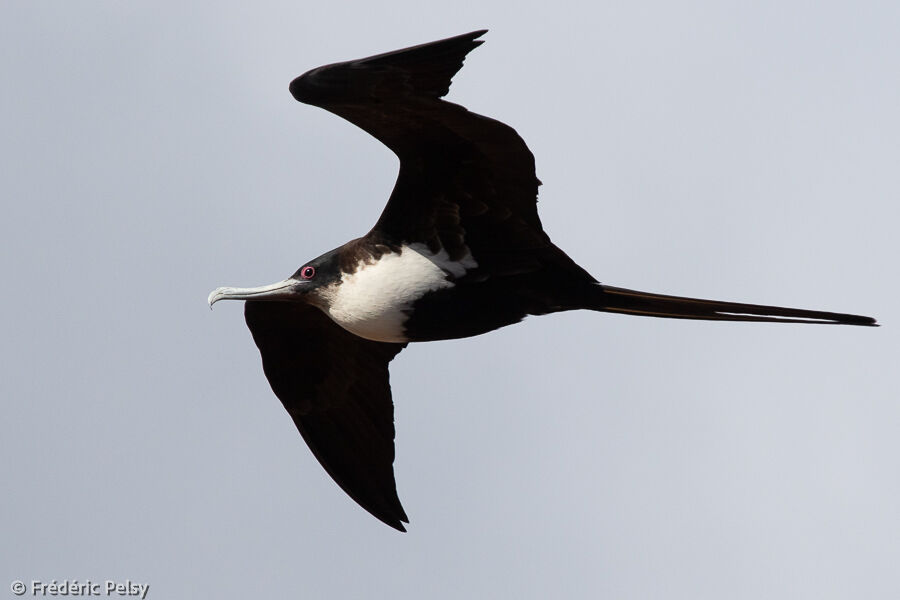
[322,245,471,343]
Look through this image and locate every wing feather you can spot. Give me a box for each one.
[289,31,591,282]
[244,301,409,531]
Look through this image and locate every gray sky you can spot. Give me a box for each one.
[2,1,898,599]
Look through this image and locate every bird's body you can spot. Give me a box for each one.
[312,242,474,343]
[209,31,876,531]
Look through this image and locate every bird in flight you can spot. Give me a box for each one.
[208,30,876,531]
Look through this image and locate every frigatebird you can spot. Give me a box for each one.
[208,30,877,531]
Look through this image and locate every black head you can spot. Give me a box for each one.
[208,246,344,308]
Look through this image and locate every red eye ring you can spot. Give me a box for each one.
[300,266,316,280]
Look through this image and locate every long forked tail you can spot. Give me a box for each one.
[593,285,877,326]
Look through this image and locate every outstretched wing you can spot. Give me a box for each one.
[244,300,409,531]
[289,30,592,283]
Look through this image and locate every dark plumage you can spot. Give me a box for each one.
[209,31,876,531]
[245,300,408,528]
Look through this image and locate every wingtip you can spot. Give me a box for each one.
[390,520,408,533]
[289,29,492,106]
[378,511,409,532]
[440,29,488,43]
[385,504,410,532]
[457,29,488,52]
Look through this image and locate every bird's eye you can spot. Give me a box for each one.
[300,266,316,280]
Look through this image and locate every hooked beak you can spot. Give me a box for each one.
[208,278,302,308]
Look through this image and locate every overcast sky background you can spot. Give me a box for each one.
[2,1,898,599]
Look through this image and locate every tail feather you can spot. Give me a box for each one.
[593,285,877,327]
